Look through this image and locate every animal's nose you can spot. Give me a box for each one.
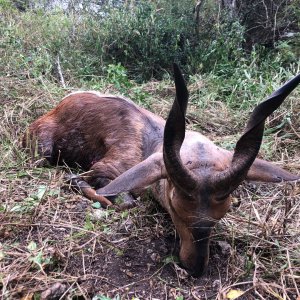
[183,254,209,277]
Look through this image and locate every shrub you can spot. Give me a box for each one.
[0,0,298,84]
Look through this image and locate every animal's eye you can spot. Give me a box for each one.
[215,193,230,202]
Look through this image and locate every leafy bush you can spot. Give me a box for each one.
[0,0,299,85]
[79,0,196,81]
[0,5,73,78]
[0,0,195,81]
[233,0,300,48]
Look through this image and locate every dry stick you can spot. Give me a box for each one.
[280,272,291,300]
[194,0,205,34]
[263,285,285,300]
[259,278,296,300]
[81,251,86,279]
[254,289,265,300]
[221,281,253,289]
[1,222,119,249]
[191,288,202,300]
[273,2,281,45]
[225,213,261,227]
[109,265,166,293]
[56,54,66,89]
[286,249,300,296]
[72,235,98,251]
[47,272,113,286]
[62,213,74,274]
[289,121,300,139]
[59,281,76,300]
[75,281,89,300]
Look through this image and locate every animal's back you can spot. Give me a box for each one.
[24,92,165,171]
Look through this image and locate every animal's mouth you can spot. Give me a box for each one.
[180,254,209,277]
[178,241,210,277]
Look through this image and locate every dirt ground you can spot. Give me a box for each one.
[1,188,231,299]
[2,179,299,299]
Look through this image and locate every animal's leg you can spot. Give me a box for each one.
[87,161,127,188]
[88,160,137,208]
[67,160,137,209]
[68,174,114,208]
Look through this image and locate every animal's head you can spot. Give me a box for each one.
[162,64,300,276]
[97,65,300,276]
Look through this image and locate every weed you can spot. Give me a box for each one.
[105,63,133,92]
[9,184,59,213]
[27,241,53,272]
[92,295,120,300]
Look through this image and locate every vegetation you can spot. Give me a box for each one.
[0,0,299,299]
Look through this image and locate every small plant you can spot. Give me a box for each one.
[163,255,179,264]
[106,63,132,91]
[10,185,60,213]
[131,85,151,108]
[10,185,47,213]
[27,241,52,271]
[92,295,120,300]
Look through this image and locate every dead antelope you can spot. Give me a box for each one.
[23,64,300,276]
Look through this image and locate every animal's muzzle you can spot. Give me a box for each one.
[179,226,212,277]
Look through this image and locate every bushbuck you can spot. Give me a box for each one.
[23,64,300,276]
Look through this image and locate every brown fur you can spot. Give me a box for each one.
[24,92,164,189]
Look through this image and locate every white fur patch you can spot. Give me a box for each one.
[63,91,135,105]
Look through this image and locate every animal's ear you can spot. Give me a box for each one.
[247,158,299,182]
[96,152,166,196]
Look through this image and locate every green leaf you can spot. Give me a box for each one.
[36,185,47,200]
[27,241,37,251]
[92,296,113,300]
[10,205,23,212]
[30,251,43,265]
[92,202,102,209]
[121,211,129,218]
[17,171,28,178]
[48,188,60,197]
[163,255,179,264]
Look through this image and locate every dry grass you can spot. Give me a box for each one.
[0,75,299,300]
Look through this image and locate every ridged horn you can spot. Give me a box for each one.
[212,73,300,199]
[163,63,199,195]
